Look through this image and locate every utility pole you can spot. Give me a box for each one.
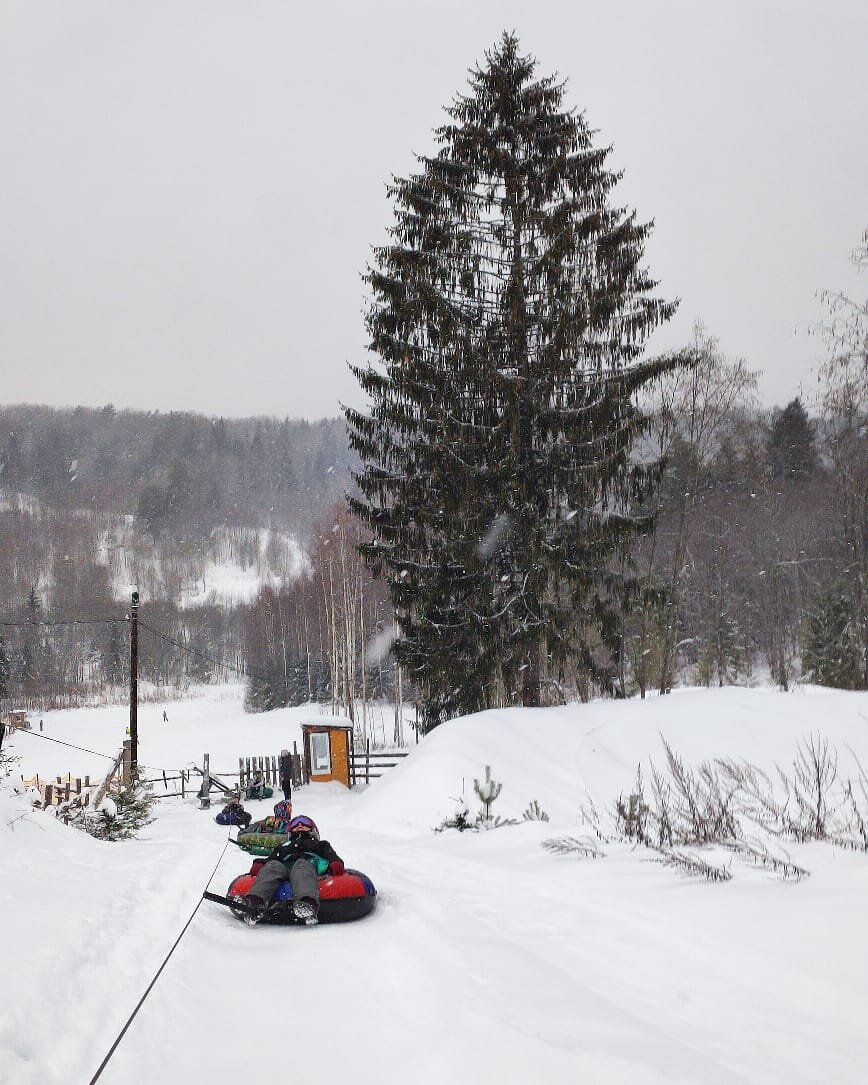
[129,590,138,772]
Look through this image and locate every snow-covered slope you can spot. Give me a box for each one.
[4,684,868,1085]
[96,523,308,606]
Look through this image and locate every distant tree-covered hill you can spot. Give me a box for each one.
[0,404,355,542]
[0,405,360,709]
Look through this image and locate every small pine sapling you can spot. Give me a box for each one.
[474,765,502,825]
[615,766,649,843]
[82,771,156,841]
[434,794,476,833]
[522,800,549,822]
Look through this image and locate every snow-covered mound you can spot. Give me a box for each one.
[352,685,868,833]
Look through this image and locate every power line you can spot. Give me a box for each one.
[12,729,116,760]
[138,621,266,683]
[0,617,127,628]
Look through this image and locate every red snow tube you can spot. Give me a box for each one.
[227,859,377,924]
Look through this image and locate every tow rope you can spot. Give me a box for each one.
[87,836,232,1084]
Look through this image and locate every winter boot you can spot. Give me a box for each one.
[293,898,319,925]
[242,894,266,926]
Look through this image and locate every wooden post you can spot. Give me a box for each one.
[122,739,132,788]
[93,748,124,809]
[201,754,211,807]
[365,739,370,786]
[75,777,81,795]
[45,784,53,806]
[239,757,244,790]
[181,769,186,798]
[129,591,139,772]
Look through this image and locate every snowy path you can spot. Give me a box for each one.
[91,817,868,1085]
[5,686,868,1084]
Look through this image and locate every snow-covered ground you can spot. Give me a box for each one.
[3,684,868,1084]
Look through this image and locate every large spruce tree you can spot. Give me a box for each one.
[346,34,687,728]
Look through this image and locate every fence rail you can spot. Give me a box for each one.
[238,745,306,793]
[350,745,410,786]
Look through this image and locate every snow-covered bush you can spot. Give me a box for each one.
[80,772,156,841]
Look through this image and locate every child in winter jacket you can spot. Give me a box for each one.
[243,815,343,925]
[215,801,251,829]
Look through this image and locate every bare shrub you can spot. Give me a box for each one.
[579,794,611,844]
[660,738,740,843]
[603,735,868,881]
[648,844,732,882]
[719,837,809,881]
[541,836,605,859]
[785,735,837,841]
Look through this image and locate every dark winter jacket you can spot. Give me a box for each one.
[279,753,293,786]
[268,833,342,875]
[216,803,251,828]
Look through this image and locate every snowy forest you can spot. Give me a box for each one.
[0,36,865,727]
[0,326,863,722]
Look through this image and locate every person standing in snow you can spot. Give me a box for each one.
[243,815,343,926]
[279,748,293,802]
[162,709,168,722]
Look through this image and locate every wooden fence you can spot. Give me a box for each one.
[239,743,307,793]
[142,744,307,804]
[24,741,131,813]
[140,768,198,799]
[23,771,95,807]
[129,740,408,802]
[350,744,410,786]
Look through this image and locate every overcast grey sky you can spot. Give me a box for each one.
[1,0,865,420]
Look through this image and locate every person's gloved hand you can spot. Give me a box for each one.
[328,860,345,876]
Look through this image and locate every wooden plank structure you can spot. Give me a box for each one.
[349,743,411,786]
[238,743,306,793]
[24,740,131,810]
[140,749,308,803]
[9,709,31,732]
[140,768,195,799]
[23,771,93,807]
[301,722,354,787]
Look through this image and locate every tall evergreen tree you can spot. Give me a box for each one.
[767,398,817,480]
[346,34,687,728]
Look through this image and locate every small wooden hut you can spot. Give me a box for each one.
[300,720,354,788]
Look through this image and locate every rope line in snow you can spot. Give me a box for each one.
[86,836,233,1085]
